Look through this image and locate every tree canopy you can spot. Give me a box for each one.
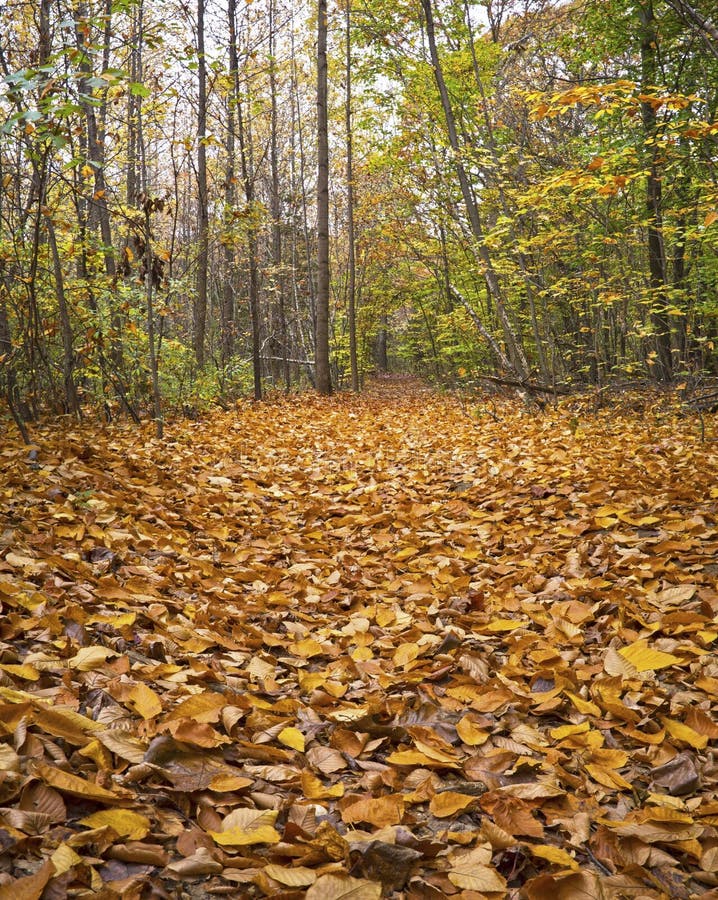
[1,0,717,424]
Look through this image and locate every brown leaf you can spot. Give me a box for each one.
[341,794,405,827]
[650,753,700,796]
[18,784,66,823]
[107,841,170,865]
[350,841,422,891]
[164,847,223,876]
[480,793,544,837]
[0,860,55,900]
[31,763,129,803]
[305,874,382,900]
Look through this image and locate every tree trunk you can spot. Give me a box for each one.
[222,0,239,367]
[345,0,359,392]
[420,0,529,383]
[46,218,80,418]
[233,24,262,400]
[194,0,209,368]
[136,7,163,437]
[639,0,673,382]
[269,0,289,392]
[315,0,332,395]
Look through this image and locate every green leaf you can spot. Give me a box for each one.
[129,82,151,98]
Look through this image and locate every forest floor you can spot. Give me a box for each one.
[1,376,718,899]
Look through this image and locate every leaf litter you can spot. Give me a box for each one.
[0,378,718,898]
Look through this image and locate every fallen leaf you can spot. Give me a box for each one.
[306,874,382,899]
[79,808,151,840]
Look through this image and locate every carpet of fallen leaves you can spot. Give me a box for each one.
[1,377,718,900]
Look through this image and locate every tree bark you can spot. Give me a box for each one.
[639,0,673,382]
[269,0,289,392]
[420,0,530,383]
[315,0,332,395]
[194,0,209,368]
[345,0,359,392]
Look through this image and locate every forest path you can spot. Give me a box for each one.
[1,385,718,895]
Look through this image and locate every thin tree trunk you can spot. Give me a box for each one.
[222,0,240,367]
[194,0,209,368]
[290,18,316,329]
[420,0,529,382]
[269,0,289,391]
[463,0,548,380]
[46,219,80,418]
[345,0,359,392]
[639,0,673,382]
[233,13,262,400]
[315,0,332,394]
[136,5,163,437]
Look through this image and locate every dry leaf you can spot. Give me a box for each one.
[278,726,305,751]
[619,639,682,672]
[341,794,404,827]
[263,864,317,887]
[79,808,151,840]
[428,791,477,817]
[306,874,382,899]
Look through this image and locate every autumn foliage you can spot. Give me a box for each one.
[1,378,718,898]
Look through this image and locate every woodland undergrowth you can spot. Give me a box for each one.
[1,377,718,899]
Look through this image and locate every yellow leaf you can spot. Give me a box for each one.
[78,739,112,769]
[456,715,490,746]
[264,865,316,887]
[278,726,305,752]
[34,707,103,745]
[661,717,708,749]
[50,842,83,875]
[79,809,151,840]
[292,638,324,658]
[87,612,136,628]
[33,762,127,802]
[603,645,639,677]
[705,210,718,227]
[208,774,253,792]
[619,640,681,672]
[564,691,601,716]
[68,645,115,671]
[590,748,628,768]
[529,843,579,870]
[412,736,460,764]
[299,672,326,693]
[480,618,525,632]
[429,791,476,817]
[448,864,506,892]
[126,683,163,719]
[209,824,280,846]
[393,642,421,667]
[301,770,344,799]
[210,808,280,845]
[166,691,226,722]
[394,546,418,560]
[0,663,39,681]
[624,726,666,745]
[550,721,590,740]
[386,749,460,768]
[585,763,633,790]
[306,874,382,900]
